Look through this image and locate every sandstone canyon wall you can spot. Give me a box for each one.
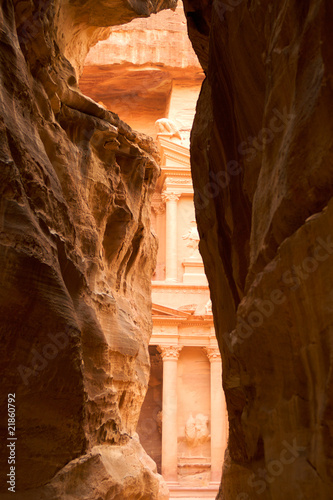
[182,0,333,498]
[2,0,333,499]
[0,0,176,498]
[80,3,204,138]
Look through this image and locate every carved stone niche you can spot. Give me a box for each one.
[178,412,211,486]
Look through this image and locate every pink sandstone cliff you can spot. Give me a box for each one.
[1,0,333,499]
[80,4,204,138]
[0,0,175,498]
[183,0,333,498]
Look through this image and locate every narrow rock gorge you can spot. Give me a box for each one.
[183,0,333,498]
[1,0,333,499]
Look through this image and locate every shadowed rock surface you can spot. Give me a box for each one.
[0,0,175,498]
[182,0,333,498]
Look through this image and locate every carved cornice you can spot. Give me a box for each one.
[161,191,180,202]
[163,152,190,167]
[165,177,193,184]
[152,282,209,291]
[157,345,182,360]
[153,318,214,327]
[162,172,192,178]
[203,346,221,362]
[157,136,191,159]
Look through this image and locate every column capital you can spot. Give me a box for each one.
[203,346,221,362]
[158,345,182,360]
[162,191,180,203]
[152,201,165,215]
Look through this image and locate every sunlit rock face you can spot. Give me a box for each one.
[80,3,203,138]
[183,0,333,498]
[0,0,176,498]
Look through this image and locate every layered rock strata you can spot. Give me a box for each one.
[80,3,204,138]
[0,0,175,498]
[183,0,333,498]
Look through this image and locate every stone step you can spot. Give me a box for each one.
[168,485,219,499]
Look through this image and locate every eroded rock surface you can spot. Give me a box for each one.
[184,0,333,498]
[79,4,204,137]
[0,0,176,498]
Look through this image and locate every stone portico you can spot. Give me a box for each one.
[137,134,229,499]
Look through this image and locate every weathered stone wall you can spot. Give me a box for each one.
[84,3,200,69]
[80,2,204,138]
[0,0,175,498]
[183,0,333,498]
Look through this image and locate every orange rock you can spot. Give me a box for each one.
[185,0,333,498]
[0,0,175,498]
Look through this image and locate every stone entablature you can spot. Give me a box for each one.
[157,139,194,197]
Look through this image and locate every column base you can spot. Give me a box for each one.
[165,278,178,283]
[182,272,207,285]
[168,484,219,499]
[166,481,180,487]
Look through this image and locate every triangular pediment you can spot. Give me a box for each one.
[157,136,191,169]
[157,136,190,158]
[152,303,191,318]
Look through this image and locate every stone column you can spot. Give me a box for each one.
[162,192,180,282]
[204,346,227,484]
[151,199,166,280]
[158,345,182,483]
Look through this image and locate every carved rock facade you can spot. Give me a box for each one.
[183,0,333,498]
[0,0,176,498]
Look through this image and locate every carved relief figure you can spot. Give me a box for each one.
[155,118,182,141]
[205,299,212,314]
[182,220,201,260]
[185,413,210,447]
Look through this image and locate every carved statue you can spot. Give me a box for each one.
[205,299,212,314]
[182,220,201,260]
[155,118,182,141]
[185,413,210,447]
